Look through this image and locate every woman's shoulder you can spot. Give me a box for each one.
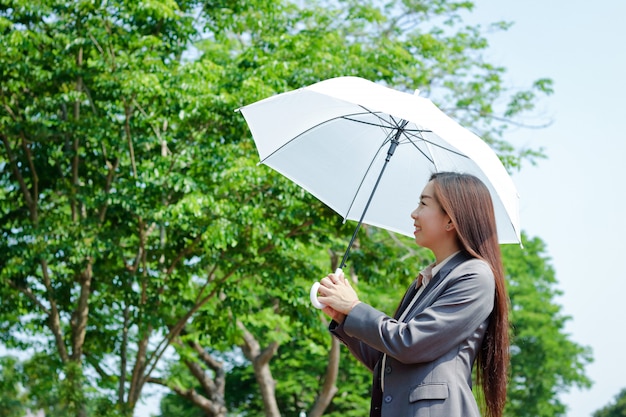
[460,257,492,270]
[453,257,495,282]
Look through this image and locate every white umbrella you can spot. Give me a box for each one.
[238,76,520,307]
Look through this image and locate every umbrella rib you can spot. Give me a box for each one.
[339,122,407,268]
[258,110,392,164]
[342,118,410,223]
[347,111,468,160]
[401,129,469,161]
[340,116,434,136]
[341,107,429,134]
[340,116,395,129]
[342,132,393,220]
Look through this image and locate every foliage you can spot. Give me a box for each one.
[0,0,579,416]
[593,389,626,417]
[0,356,28,417]
[0,0,257,414]
[503,235,592,417]
[0,353,123,417]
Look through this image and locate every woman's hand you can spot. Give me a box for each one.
[318,270,360,322]
[322,305,346,324]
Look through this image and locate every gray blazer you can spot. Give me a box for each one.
[330,252,495,417]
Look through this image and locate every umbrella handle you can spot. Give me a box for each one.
[310,268,343,309]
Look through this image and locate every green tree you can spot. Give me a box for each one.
[593,389,626,417]
[0,356,28,417]
[1,1,571,417]
[0,0,356,414]
[503,235,592,417]
[0,0,259,415]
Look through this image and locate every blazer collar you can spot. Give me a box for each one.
[414,251,473,305]
[395,251,473,320]
[432,251,472,284]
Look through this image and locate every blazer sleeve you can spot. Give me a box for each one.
[340,259,495,364]
[329,319,382,372]
[328,278,419,371]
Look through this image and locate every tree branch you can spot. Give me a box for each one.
[7,279,50,315]
[127,219,155,407]
[40,259,69,362]
[98,157,119,224]
[146,340,228,416]
[118,304,130,407]
[70,260,93,361]
[123,99,138,178]
[20,133,39,212]
[70,47,83,223]
[237,320,281,417]
[148,377,223,415]
[1,133,37,223]
[127,326,150,408]
[165,232,205,276]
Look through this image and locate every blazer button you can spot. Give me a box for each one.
[385,366,392,374]
[384,395,393,403]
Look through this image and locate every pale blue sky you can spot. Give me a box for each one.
[468,0,626,415]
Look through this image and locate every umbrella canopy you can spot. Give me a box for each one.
[239,76,521,251]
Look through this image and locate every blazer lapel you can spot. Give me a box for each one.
[409,251,472,315]
[394,277,420,319]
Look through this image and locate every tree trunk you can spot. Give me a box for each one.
[309,335,341,417]
[238,321,281,417]
[309,252,348,417]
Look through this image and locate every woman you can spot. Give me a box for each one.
[317,172,509,417]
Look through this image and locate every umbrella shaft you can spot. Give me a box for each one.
[340,132,402,269]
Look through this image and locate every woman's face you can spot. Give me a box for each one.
[410,181,452,250]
